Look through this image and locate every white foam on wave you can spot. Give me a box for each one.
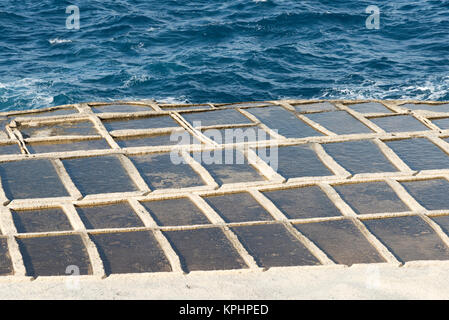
[49,38,72,44]
[0,78,54,110]
[321,76,449,101]
[400,77,449,100]
[158,96,190,104]
[122,74,151,88]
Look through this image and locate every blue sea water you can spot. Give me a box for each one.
[0,0,448,111]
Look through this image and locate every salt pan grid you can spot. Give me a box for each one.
[1,99,449,279]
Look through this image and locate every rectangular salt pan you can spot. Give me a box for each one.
[160,105,212,111]
[18,235,91,277]
[204,192,274,223]
[201,126,271,144]
[323,140,397,174]
[0,159,70,199]
[263,186,341,219]
[27,139,110,154]
[432,118,449,130]
[76,202,144,229]
[192,149,265,185]
[400,179,449,210]
[163,227,247,272]
[90,231,171,274]
[103,115,179,131]
[292,102,336,113]
[63,156,138,195]
[245,106,322,138]
[334,182,409,214]
[141,198,210,226]
[346,102,391,114]
[294,219,385,265]
[305,111,372,135]
[116,131,201,148]
[370,115,429,132]
[21,108,77,118]
[225,102,274,108]
[363,216,449,263]
[182,109,253,127]
[400,103,449,113]
[19,120,98,138]
[386,138,449,171]
[257,145,333,179]
[130,153,205,189]
[91,104,153,113]
[232,223,320,268]
[0,143,21,155]
[12,208,72,233]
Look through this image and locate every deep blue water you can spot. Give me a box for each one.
[0,0,448,111]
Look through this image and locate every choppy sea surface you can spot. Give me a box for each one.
[0,0,448,111]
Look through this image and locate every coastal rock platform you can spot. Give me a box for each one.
[1,99,449,299]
